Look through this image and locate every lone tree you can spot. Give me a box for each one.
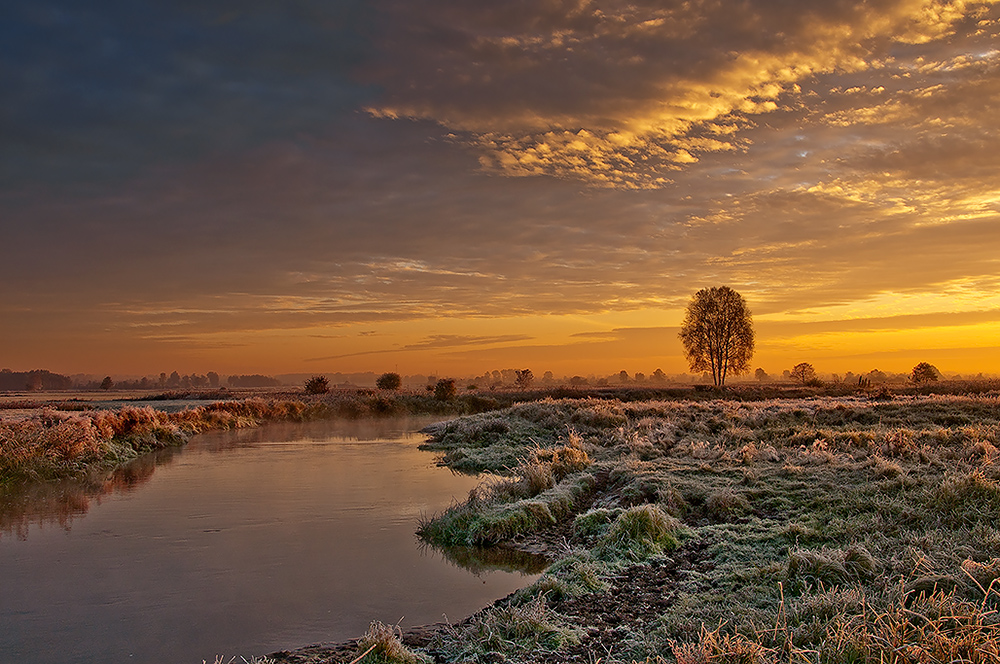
[911,362,940,384]
[376,372,402,390]
[790,362,817,385]
[679,286,754,388]
[514,369,534,389]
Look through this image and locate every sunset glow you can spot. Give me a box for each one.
[3,1,999,378]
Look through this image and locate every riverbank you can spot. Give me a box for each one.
[272,393,1000,663]
[5,381,996,485]
[0,388,520,484]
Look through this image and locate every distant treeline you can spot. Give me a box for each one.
[0,369,283,392]
[0,369,73,391]
[226,374,282,388]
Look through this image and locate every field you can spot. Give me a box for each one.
[4,386,1000,662]
[276,391,1000,664]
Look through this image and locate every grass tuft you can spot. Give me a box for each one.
[354,622,431,664]
[597,504,680,562]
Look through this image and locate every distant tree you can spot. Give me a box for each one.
[910,362,940,384]
[650,368,667,384]
[867,369,887,384]
[678,286,754,388]
[790,362,817,385]
[207,371,220,388]
[634,372,646,383]
[304,375,330,394]
[515,369,534,389]
[376,372,402,390]
[434,378,457,400]
[569,375,588,386]
[754,368,768,382]
[618,370,629,383]
[227,374,281,388]
[100,376,114,390]
[542,371,554,384]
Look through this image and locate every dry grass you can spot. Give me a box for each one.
[354,622,431,664]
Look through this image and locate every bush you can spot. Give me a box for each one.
[376,372,402,390]
[303,375,330,394]
[434,378,457,401]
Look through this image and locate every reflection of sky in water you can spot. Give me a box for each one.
[0,417,541,664]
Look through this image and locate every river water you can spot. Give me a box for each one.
[0,417,543,664]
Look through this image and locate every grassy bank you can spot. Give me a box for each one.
[293,393,1000,664]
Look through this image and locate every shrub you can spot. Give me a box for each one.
[434,378,457,401]
[376,372,402,390]
[303,375,330,394]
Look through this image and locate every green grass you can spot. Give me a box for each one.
[414,393,1000,663]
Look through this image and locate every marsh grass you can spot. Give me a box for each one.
[415,393,1000,662]
[2,397,343,483]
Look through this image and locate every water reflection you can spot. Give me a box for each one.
[0,447,177,540]
[431,544,550,575]
[0,416,446,541]
[0,416,540,664]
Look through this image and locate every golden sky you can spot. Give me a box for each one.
[2,0,999,378]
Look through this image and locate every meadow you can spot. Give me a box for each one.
[277,391,1000,664]
[4,385,1000,663]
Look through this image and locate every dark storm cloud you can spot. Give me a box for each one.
[1,0,375,189]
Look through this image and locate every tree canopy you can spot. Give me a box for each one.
[790,362,817,385]
[376,372,402,390]
[678,286,754,388]
[911,362,940,384]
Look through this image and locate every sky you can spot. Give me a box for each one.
[2,0,999,379]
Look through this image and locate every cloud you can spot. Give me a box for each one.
[4,0,1000,374]
[0,0,376,190]
[303,333,535,362]
[363,0,1000,187]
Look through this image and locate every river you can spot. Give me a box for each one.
[0,417,542,664]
